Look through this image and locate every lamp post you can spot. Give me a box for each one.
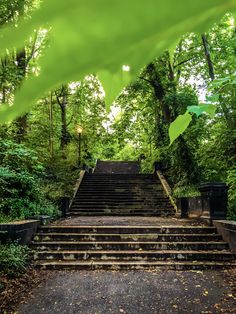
[77,125,83,167]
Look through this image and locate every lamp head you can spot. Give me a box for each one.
[77,126,83,134]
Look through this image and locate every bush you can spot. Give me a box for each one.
[226,168,236,221]
[173,185,200,198]
[0,141,60,221]
[0,243,29,277]
[0,140,44,175]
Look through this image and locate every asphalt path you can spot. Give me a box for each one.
[18,269,236,314]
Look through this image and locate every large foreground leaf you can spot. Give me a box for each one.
[0,0,236,123]
[169,103,217,144]
[169,112,192,145]
[187,104,216,118]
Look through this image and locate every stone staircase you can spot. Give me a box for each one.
[31,162,236,270]
[69,173,175,216]
[32,223,236,270]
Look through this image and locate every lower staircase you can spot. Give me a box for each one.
[32,223,236,270]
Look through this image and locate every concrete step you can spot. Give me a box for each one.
[85,174,155,178]
[31,241,229,251]
[33,250,236,261]
[78,186,162,189]
[69,211,175,217]
[38,226,218,234]
[72,202,170,206]
[70,206,174,210]
[82,183,162,188]
[33,233,223,242]
[69,209,175,214]
[70,206,173,211]
[81,180,160,183]
[75,193,166,197]
[74,196,167,200]
[72,199,170,204]
[76,190,164,195]
[69,209,175,213]
[34,260,236,270]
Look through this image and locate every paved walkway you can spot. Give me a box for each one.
[18,269,236,314]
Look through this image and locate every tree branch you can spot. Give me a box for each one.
[55,91,63,108]
[139,76,153,86]
[26,31,39,65]
[174,56,196,68]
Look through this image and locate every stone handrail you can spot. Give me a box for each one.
[93,159,98,173]
[156,170,178,213]
[69,170,86,209]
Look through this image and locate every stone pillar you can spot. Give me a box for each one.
[199,182,228,224]
[154,161,161,172]
[58,197,70,217]
[176,197,189,218]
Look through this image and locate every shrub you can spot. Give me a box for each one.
[0,243,29,277]
[226,168,236,221]
[173,185,200,198]
[0,140,44,174]
[0,140,60,220]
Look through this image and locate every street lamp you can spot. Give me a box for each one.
[76,125,83,167]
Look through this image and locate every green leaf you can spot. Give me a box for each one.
[169,112,192,144]
[209,77,230,88]
[187,104,217,117]
[1,0,236,123]
[97,66,131,110]
[205,94,220,103]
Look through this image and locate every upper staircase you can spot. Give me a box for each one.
[69,173,175,216]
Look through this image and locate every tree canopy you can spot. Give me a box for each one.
[0,1,236,221]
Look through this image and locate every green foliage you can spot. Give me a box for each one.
[0,141,59,220]
[0,4,235,223]
[98,68,131,109]
[112,144,139,162]
[187,104,216,118]
[173,186,200,198]
[226,168,236,220]
[0,243,29,277]
[43,148,80,199]
[141,150,161,174]
[169,112,192,144]
[0,140,44,174]
[169,104,217,144]
[0,214,14,223]
[0,0,235,123]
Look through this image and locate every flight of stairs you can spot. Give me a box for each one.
[69,173,175,216]
[31,167,236,270]
[32,224,236,270]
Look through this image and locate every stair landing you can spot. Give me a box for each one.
[51,216,205,226]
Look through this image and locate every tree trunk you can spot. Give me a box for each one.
[55,85,71,150]
[201,34,215,81]
[15,48,28,143]
[146,62,172,123]
[49,92,54,158]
